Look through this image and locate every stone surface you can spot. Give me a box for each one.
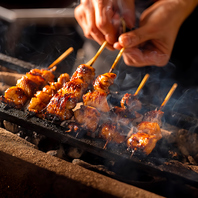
[0,127,163,198]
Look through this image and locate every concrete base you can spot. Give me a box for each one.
[0,128,163,198]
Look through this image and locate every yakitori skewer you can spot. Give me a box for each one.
[134,74,150,97]
[0,47,74,109]
[160,83,178,110]
[85,41,108,66]
[109,48,125,73]
[127,83,178,156]
[48,47,74,69]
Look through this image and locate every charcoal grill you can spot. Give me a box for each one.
[0,102,198,190]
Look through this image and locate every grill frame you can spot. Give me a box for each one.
[0,102,198,188]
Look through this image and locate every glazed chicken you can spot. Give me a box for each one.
[99,122,125,148]
[28,73,70,116]
[143,109,164,127]
[45,64,95,121]
[120,93,142,112]
[0,68,55,109]
[83,73,116,112]
[127,132,158,155]
[127,121,162,155]
[74,105,101,133]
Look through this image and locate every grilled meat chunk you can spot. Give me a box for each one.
[74,105,101,133]
[127,121,162,155]
[0,87,28,109]
[93,73,116,93]
[127,132,158,155]
[137,121,162,140]
[70,64,95,85]
[83,90,110,112]
[45,64,95,121]
[143,110,164,127]
[0,68,55,108]
[99,122,125,144]
[28,73,70,115]
[120,93,142,112]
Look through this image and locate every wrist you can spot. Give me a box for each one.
[175,0,198,22]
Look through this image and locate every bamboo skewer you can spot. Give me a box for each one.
[48,47,74,69]
[86,41,108,66]
[134,74,150,97]
[109,47,125,73]
[160,83,178,110]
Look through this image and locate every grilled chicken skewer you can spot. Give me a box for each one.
[0,47,74,109]
[45,64,95,121]
[127,83,178,155]
[27,73,70,117]
[0,67,56,109]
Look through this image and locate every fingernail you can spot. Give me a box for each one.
[119,35,132,47]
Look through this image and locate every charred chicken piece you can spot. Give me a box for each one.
[127,132,158,155]
[61,78,88,101]
[29,68,55,83]
[45,93,75,120]
[0,68,55,109]
[137,121,162,140]
[143,110,164,127]
[93,73,117,93]
[83,90,110,112]
[45,64,95,121]
[74,105,101,133]
[127,121,162,155]
[28,73,70,115]
[120,93,142,112]
[0,87,28,109]
[83,73,116,112]
[70,64,96,85]
[99,122,125,147]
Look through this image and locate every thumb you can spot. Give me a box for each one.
[118,26,151,48]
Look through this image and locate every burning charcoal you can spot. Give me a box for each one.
[3,120,19,133]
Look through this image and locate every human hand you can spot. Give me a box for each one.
[74,0,135,49]
[114,0,198,67]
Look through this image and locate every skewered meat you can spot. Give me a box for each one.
[45,64,95,121]
[70,64,96,85]
[28,73,70,115]
[143,110,164,127]
[93,73,116,93]
[83,90,110,112]
[0,68,55,109]
[83,73,116,112]
[127,132,158,155]
[74,105,101,133]
[137,121,162,140]
[120,93,142,112]
[127,121,162,155]
[0,87,28,109]
[99,122,125,146]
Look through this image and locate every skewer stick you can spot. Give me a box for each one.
[109,48,125,73]
[133,74,150,97]
[160,83,178,110]
[86,41,108,66]
[48,47,74,69]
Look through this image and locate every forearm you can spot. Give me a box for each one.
[164,0,198,26]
